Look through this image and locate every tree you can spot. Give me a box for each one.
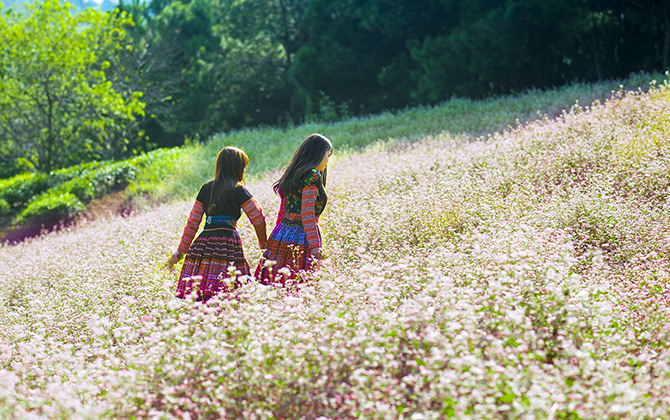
[124,0,226,143]
[208,0,307,126]
[115,0,190,149]
[0,0,145,173]
[289,0,452,116]
[408,0,613,101]
[623,0,670,71]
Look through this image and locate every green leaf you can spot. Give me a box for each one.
[507,337,520,347]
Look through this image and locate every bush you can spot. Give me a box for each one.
[0,161,104,210]
[61,176,97,202]
[1,149,181,229]
[91,161,137,190]
[14,192,84,226]
[52,161,138,203]
[0,198,10,217]
[0,172,52,209]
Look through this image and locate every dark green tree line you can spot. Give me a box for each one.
[1,0,668,177]
[120,0,669,151]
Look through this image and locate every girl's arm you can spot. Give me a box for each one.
[300,185,322,257]
[242,197,267,249]
[172,200,205,262]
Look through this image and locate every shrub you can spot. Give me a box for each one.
[61,176,97,202]
[0,161,104,210]
[0,172,52,208]
[14,192,84,226]
[55,161,138,202]
[0,198,10,217]
[1,152,172,228]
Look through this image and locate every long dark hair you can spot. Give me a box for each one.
[209,146,249,214]
[274,134,332,195]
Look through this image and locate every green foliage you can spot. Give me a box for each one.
[47,161,138,202]
[4,0,662,165]
[14,192,84,226]
[117,0,308,145]
[0,0,145,173]
[0,148,182,229]
[408,0,585,100]
[115,0,225,148]
[119,0,670,145]
[0,198,10,218]
[0,162,105,210]
[0,173,53,210]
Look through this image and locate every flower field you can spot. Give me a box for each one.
[2,79,670,419]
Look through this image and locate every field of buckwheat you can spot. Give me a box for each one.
[2,79,670,419]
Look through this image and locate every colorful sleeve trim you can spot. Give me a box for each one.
[301,185,321,248]
[241,197,266,227]
[177,200,205,253]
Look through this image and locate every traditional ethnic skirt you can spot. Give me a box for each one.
[254,215,318,285]
[176,216,250,302]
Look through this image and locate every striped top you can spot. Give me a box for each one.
[277,169,327,248]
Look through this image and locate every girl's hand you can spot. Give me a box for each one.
[258,239,267,250]
[310,247,323,260]
[171,251,184,265]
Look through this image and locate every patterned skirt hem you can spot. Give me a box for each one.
[253,222,318,285]
[176,229,250,300]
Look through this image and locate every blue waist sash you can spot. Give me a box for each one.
[205,215,237,227]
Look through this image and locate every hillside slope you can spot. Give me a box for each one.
[135,73,660,204]
[1,79,670,418]
[0,73,656,242]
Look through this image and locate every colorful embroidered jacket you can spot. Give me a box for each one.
[277,169,327,249]
[177,183,265,253]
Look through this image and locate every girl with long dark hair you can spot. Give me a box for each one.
[255,133,333,284]
[171,146,267,302]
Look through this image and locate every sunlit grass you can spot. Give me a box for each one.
[135,72,661,203]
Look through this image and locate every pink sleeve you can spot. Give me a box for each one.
[241,197,266,227]
[177,200,204,253]
[276,198,286,226]
[301,185,321,248]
